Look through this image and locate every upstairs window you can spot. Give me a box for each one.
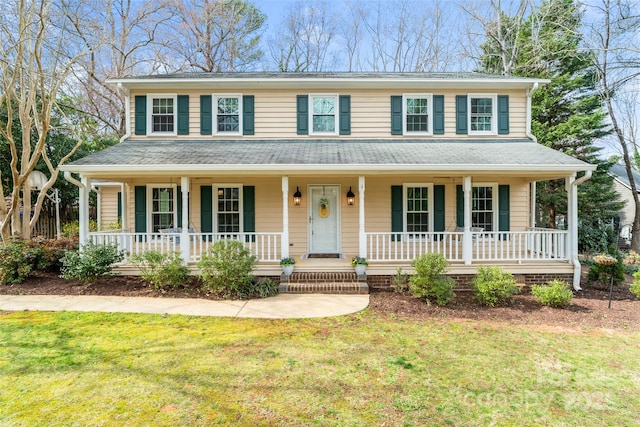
[469,94,497,135]
[149,95,176,134]
[215,95,241,134]
[404,95,432,134]
[310,95,338,134]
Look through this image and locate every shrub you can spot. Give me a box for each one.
[129,250,190,290]
[197,240,257,299]
[409,253,455,306]
[631,271,640,298]
[471,266,519,306]
[251,278,279,298]
[531,279,573,308]
[60,241,124,283]
[391,267,410,294]
[0,240,41,285]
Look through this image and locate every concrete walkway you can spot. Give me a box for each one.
[0,293,370,319]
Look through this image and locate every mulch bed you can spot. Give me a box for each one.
[1,271,639,331]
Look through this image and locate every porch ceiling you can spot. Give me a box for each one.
[62,139,595,179]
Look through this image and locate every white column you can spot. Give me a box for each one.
[180,177,190,263]
[463,176,472,265]
[79,176,91,246]
[566,174,576,263]
[359,176,366,257]
[530,181,536,229]
[96,187,102,231]
[281,176,289,258]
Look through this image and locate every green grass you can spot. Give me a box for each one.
[1,310,639,426]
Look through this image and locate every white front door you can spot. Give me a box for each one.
[309,185,340,254]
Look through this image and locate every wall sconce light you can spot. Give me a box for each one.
[346,186,355,206]
[293,186,302,206]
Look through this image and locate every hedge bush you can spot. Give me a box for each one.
[197,240,257,299]
[471,266,519,306]
[531,279,573,308]
[409,253,455,305]
[130,250,190,290]
[60,241,124,283]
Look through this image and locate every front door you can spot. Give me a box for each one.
[309,185,340,254]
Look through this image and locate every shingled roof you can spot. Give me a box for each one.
[63,139,594,176]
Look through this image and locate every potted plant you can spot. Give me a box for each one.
[351,256,368,276]
[280,256,296,276]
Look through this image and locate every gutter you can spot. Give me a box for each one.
[571,170,593,291]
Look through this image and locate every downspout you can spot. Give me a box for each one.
[571,170,593,291]
[118,83,131,143]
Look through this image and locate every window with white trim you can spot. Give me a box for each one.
[403,94,432,134]
[215,186,242,233]
[310,95,338,134]
[472,184,497,231]
[469,94,497,134]
[149,95,176,134]
[404,184,433,236]
[148,185,177,232]
[215,95,242,134]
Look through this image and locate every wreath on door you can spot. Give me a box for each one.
[318,198,330,218]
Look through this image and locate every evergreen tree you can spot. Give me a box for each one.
[479,0,622,249]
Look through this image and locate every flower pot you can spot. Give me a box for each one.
[282,265,294,276]
[354,264,366,276]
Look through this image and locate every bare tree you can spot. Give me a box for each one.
[0,0,97,240]
[67,0,176,137]
[585,0,640,250]
[268,0,338,72]
[169,0,266,72]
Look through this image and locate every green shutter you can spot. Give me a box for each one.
[243,95,255,135]
[498,184,510,232]
[391,96,403,135]
[134,96,146,135]
[391,185,403,241]
[200,95,212,135]
[134,186,146,233]
[117,192,122,222]
[434,185,445,233]
[176,186,182,227]
[339,95,351,135]
[243,186,255,242]
[456,185,464,228]
[498,95,509,134]
[433,95,445,135]
[456,95,468,135]
[177,95,189,135]
[200,186,212,234]
[297,95,308,135]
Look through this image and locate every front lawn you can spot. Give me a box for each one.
[1,310,638,426]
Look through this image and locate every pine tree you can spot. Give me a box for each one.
[479,0,622,249]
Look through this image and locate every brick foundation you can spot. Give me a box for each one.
[369,273,574,292]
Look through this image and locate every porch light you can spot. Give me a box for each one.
[293,186,302,206]
[346,187,355,206]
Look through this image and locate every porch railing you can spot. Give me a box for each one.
[87,231,283,263]
[365,229,568,263]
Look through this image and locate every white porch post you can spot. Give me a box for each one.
[530,181,537,229]
[463,176,472,265]
[566,174,576,263]
[79,176,91,245]
[281,176,289,258]
[180,177,190,263]
[359,176,366,257]
[96,187,102,231]
[120,184,128,230]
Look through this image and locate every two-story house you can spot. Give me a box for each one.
[62,72,595,291]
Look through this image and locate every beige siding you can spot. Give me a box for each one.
[128,88,529,140]
[99,186,120,229]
